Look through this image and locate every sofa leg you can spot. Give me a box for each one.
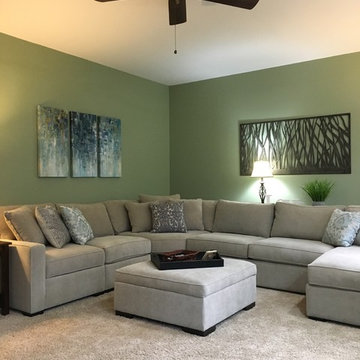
[115,310,134,318]
[308,315,328,322]
[22,310,44,317]
[243,302,256,311]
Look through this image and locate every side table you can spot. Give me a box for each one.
[0,241,9,315]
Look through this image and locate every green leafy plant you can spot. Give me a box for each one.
[302,180,334,202]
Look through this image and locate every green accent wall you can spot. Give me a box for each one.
[169,52,360,205]
[0,33,170,205]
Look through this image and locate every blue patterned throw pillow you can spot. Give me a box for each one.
[322,209,360,247]
[59,206,94,245]
[150,201,187,233]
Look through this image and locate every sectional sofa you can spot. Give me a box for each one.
[0,196,359,328]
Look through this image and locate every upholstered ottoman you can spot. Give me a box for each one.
[114,257,256,336]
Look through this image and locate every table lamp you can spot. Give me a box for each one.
[251,161,273,203]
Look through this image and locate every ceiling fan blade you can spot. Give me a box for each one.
[94,0,119,2]
[169,0,187,25]
[204,0,259,10]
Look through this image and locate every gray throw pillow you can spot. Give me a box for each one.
[59,206,94,245]
[150,201,187,233]
[4,205,47,244]
[35,205,71,248]
[322,209,360,247]
[345,206,360,245]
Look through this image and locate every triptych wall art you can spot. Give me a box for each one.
[37,105,122,178]
[239,113,351,176]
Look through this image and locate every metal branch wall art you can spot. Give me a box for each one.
[239,113,351,176]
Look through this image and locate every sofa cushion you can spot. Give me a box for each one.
[322,209,360,247]
[271,202,344,241]
[212,200,274,238]
[125,202,152,232]
[59,202,114,237]
[4,205,47,244]
[345,205,360,245]
[308,246,360,292]
[46,243,105,278]
[248,237,333,266]
[35,205,71,248]
[59,206,94,245]
[104,200,131,234]
[187,232,264,259]
[138,194,180,203]
[202,200,217,232]
[87,235,151,264]
[150,201,187,233]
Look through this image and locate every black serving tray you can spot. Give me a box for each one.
[151,251,224,270]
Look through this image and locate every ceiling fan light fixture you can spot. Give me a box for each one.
[169,0,187,26]
[204,0,259,10]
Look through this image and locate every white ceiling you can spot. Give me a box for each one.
[1,0,360,85]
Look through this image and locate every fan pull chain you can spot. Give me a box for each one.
[174,25,178,54]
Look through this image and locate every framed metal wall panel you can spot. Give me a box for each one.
[239,113,351,175]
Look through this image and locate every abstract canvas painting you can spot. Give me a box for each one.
[240,113,351,175]
[70,111,98,177]
[98,116,122,177]
[37,105,69,177]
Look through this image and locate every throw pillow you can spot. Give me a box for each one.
[150,201,187,233]
[4,205,47,244]
[345,206,360,245]
[35,205,71,248]
[124,201,152,232]
[322,209,360,247]
[59,206,94,245]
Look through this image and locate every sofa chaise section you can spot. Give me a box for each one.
[306,246,360,326]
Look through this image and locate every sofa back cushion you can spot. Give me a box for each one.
[59,202,114,237]
[202,200,218,231]
[4,205,47,244]
[212,200,274,238]
[104,200,131,234]
[125,201,152,232]
[138,194,180,203]
[271,202,345,241]
[182,199,204,231]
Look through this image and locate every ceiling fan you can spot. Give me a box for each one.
[95,0,260,25]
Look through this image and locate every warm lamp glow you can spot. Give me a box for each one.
[251,161,273,178]
[251,161,273,204]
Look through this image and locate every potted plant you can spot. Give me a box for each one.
[302,180,334,205]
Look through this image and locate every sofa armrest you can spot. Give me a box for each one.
[2,240,46,315]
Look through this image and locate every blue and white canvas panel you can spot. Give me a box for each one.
[37,105,69,177]
[70,111,98,177]
[98,116,122,177]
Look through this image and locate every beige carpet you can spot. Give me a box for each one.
[1,288,359,360]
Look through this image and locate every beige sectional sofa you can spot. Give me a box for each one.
[1,196,360,328]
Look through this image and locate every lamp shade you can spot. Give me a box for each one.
[251,161,273,178]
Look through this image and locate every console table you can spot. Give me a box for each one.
[0,241,9,315]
